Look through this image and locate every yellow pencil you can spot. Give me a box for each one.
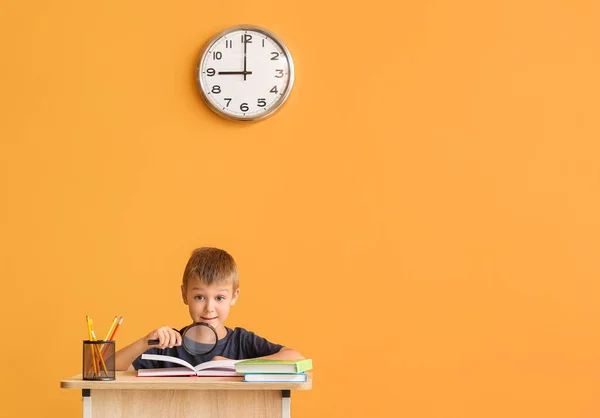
[89,317,108,374]
[101,316,119,357]
[109,316,123,341]
[90,330,108,374]
[89,317,107,373]
[103,316,119,341]
[86,316,99,374]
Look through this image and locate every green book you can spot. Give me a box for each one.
[235,358,313,374]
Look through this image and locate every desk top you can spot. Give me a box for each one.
[61,371,312,391]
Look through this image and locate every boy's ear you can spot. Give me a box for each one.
[181,285,188,305]
[231,288,240,305]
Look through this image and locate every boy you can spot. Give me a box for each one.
[115,247,304,371]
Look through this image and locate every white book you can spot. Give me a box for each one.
[244,373,308,382]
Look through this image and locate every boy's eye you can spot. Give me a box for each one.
[216,296,225,301]
[194,295,204,300]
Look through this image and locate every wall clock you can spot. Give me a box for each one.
[196,25,295,122]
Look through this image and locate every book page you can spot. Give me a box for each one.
[194,359,240,372]
[141,353,196,374]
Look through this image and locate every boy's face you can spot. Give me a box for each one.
[181,280,239,338]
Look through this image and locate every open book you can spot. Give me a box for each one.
[136,353,242,377]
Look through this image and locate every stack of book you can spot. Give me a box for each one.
[235,359,313,382]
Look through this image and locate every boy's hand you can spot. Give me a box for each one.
[211,356,229,361]
[147,326,182,349]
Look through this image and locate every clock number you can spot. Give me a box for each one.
[206,68,215,77]
[212,85,221,94]
[241,34,252,44]
[270,86,278,94]
[240,103,249,112]
[224,98,232,107]
[257,98,267,107]
[275,69,284,78]
[225,40,232,48]
[213,51,222,60]
[270,52,279,60]
[262,39,265,47]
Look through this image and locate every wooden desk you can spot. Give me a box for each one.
[61,371,312,418]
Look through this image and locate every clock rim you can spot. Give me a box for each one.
[195,24,295,122]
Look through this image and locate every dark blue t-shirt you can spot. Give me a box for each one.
[132,326,284,370]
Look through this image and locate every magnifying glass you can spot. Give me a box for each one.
[148,322,218,355]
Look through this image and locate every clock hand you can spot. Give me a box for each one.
[243,33,248,81]
[218,71,253,75]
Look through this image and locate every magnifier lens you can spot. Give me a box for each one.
[181,323,218,355]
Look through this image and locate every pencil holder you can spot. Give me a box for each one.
[83,340,115,381]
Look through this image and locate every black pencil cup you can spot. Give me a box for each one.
[83,340,115,381]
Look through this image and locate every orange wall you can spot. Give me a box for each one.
[1,1,599,417]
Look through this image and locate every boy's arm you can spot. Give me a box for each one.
[115,339,151,371]
[256,347,305,360]
[213,347,304,362]
[115,326,182,371]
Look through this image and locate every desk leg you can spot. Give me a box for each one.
[82,389,91,418]
[282,390,291,418]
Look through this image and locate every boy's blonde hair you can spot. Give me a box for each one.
[182,247,239,292]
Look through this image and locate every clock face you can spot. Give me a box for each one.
[196,25,294,122]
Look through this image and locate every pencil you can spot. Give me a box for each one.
[101,316,119,357]
[103,316,119,341]
[89,317,108,374]
[109,316,123,340]
[86,316,99,374]
[91,329,108,374]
